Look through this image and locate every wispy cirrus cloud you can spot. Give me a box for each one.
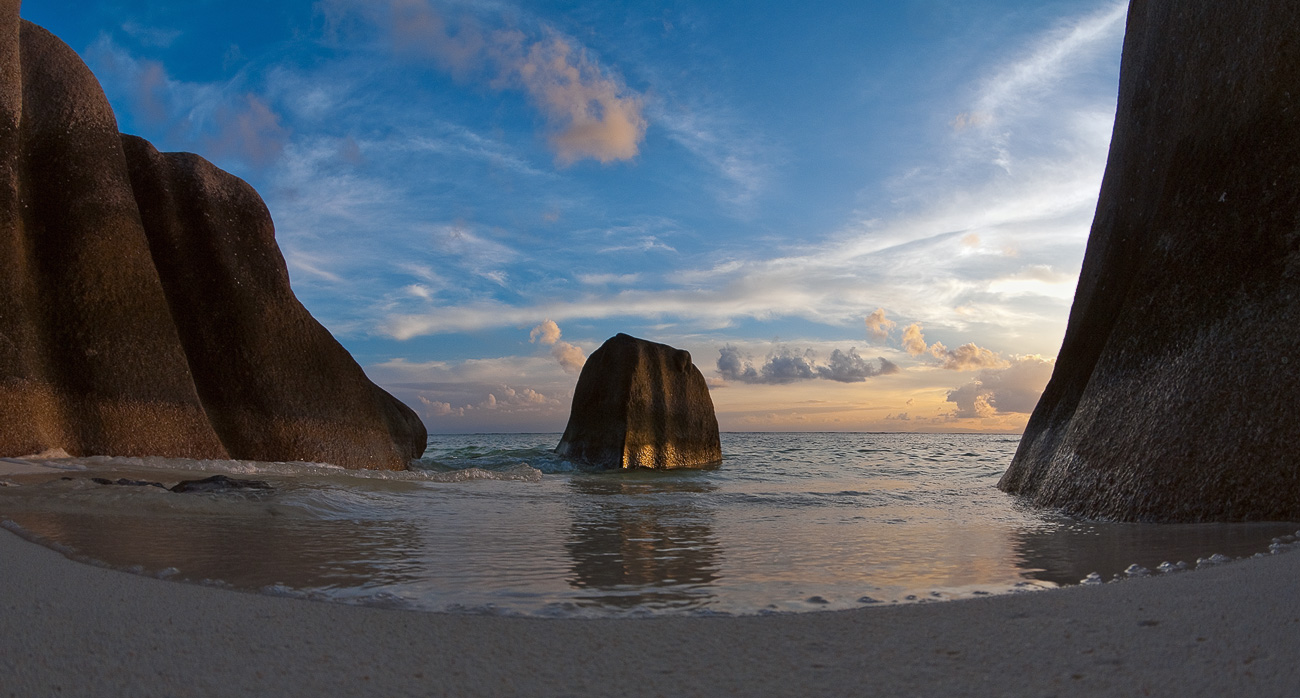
[86,36,289,168]
[651,103,772,209]
[377,3,1125,356]
[119,20,182,48]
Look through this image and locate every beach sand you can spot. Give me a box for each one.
[2,526,1298,697]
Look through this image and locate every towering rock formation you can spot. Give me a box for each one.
[557,334,722,469]
[0,8,425,469]
[999,1,1300,521]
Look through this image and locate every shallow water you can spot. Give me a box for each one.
[1,432,1296,617]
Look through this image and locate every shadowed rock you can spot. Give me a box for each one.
[169,475,272,494]
[556,334,721,469]
[0,8,425,469]
[121,135,426,468]
[999,0,1300,521]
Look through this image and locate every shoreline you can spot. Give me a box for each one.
[3,527,1298,696]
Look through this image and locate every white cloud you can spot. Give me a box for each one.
[901,323,928,356]
[576,272,642,286]
[550,342,587,374]
[527,320,586,374]
[971,2,1128,128]
[651,104,771,208]
[529,319,562,345]
[897,323,1008,370]
[865,308,896,342]
[598,236,678,254]
[362,0,647,164]
[376,0,1123,354]
[401,124,551,178]
[927,341,1009,372]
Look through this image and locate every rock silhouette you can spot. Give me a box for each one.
[557,334,721,469]
[0,10,425,469]
[999,1,1300,521]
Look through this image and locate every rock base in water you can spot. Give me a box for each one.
[999,0,1300,522]
[556,334,722,469]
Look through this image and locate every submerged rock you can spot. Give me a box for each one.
[999,1,1300,521]
[169,475,272,494]
[556,334,721,469]
[0,9,425,469]
[91,477,167,489]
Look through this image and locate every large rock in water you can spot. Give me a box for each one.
[556,334,721,469]
[999,0,1300,521]
[0,9,425,469]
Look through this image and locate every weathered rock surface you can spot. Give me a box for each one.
[0,8,425,469]
[556,334,721,469]
[999,0,1300,521]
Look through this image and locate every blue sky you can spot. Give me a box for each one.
[26,0,1128,433]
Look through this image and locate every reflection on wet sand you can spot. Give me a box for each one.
[1013,520,1300,586]
[1,478,425,596]
[565,473,721,611]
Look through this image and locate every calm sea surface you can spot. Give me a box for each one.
[1,432,1296,617]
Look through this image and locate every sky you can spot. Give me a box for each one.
[24,0,1129,434]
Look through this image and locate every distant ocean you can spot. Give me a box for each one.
[2,432,1297,617]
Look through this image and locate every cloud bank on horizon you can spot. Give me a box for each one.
[26,0,1128,433]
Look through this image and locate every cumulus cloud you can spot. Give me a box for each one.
[417,383,559,419]
[374,0,646,165]
[865,308,897,342]
[818,349,900,383]
[550,341,587,374]
[901,323,928,356]
[946,356,1055,418]
[928,341,1009,371]
[529,319,562,346]
[418,395,458,416]
[716,345,896,385]
[716,344,761,383]
[514,37,647,165]
[529,320,586,374]
[900,323,1008,371]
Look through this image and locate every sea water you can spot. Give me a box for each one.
[1,432,1296,617]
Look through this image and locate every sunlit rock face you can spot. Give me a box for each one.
[999,0,1300,521]
[557,334,722,469]
[0,11,426,469]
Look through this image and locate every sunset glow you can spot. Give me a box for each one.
[27,1,1129,433]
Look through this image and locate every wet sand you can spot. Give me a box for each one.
[2,526,1298,697]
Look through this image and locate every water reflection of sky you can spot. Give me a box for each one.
[1,434,1297,616]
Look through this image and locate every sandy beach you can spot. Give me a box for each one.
[1,525,1297,697]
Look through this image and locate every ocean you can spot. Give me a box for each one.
[1,432,1296,617]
